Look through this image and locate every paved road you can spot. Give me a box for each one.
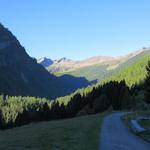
[100,112,150,150]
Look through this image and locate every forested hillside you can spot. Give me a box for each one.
[0,24,94,99]
[0,80,131,129]
[2,55,149,129]
[0,23,150,130]
[51,49,150,84]
[107,51,150,86]
[55,64,110,81]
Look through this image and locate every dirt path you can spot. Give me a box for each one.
[100,112,150,150]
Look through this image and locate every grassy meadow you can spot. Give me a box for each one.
[0,113,104,150]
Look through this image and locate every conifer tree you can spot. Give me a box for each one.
[145,61,150,103]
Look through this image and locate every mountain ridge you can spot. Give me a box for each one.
[0,23,95,99]
[42,48,150,85]
[38,47,150,74]
[37,57,53,67]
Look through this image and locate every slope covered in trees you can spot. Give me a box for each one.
[144,61,150,103]
[0,23,150,130]
[107,53,150,86]
[0,23,67,99]
[2,53,149,129]
[55,64,110,81]
[0,80,132,129]
[0,23,95,99]
[1,54,150,129]
[54,49,150,84]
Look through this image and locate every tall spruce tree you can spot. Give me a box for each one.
[145,61,150,103]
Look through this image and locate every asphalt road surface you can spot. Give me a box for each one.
[100,112,150,150]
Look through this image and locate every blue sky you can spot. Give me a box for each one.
[0,0,150,60]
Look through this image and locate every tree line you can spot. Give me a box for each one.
[0,60,150,129]
[0,80,132,129]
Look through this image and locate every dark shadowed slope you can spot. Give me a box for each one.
[100,112,150,150]
[0,23,95,99]
[59,74,97,93]
[0,23,67,99]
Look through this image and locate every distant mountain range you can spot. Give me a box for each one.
[0,23,149,99]
[37,56,116,72]
[38,47,150,83]
[37,57,53,67]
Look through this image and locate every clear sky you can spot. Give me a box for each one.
[0,0,150,60]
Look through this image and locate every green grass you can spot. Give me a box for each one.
[0,113,104,150]
[123,111,150,122]
[54,64,110,81]
[53,51,150,86]
[138,119,150,142]
[108,54,150,87]
[123,111,150,143]
[138,119,150,130]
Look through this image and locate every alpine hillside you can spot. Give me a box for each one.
[38,48,150,84]
[0,24,93,99]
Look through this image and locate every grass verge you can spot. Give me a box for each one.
[122,111,150,143]
[0,113,104,150]
[138,119,150,142]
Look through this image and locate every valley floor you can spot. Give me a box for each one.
[0,113,103,150]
